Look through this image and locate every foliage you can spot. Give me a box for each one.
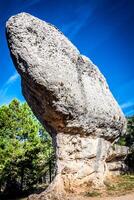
[126,116,134,147]
[117,116,134,170]
[0,99,54,197]
[118,116,134,147]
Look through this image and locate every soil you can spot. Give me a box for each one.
[68,192,134,200]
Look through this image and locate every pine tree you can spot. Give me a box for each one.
[0,99,53,196]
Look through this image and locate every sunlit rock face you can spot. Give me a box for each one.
[106,144,129,175]
[6,13,126,200]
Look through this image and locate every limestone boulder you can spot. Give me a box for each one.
[106,144,129,175]
[106,144,129,162]
[6,13,126,200]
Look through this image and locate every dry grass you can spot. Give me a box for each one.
[84,174,134,198]
[105,174,134,196]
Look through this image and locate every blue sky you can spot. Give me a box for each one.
[0,0,134,116]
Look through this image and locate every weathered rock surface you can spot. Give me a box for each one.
[106,144,129,175]
[107,144,129,162]
[6,13,126,200]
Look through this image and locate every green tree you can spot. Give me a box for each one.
[117,116,134,171]
[126,116,134,147]
[0,99,54,197]
[125,116,134,171]
[118,116,134,146]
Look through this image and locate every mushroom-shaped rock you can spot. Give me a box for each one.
[6,13,126,199]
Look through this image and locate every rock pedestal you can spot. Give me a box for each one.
[6,13,126,200]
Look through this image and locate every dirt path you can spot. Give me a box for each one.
[69,192,134,200]
[95,192,134,200]
[20,192,134,200]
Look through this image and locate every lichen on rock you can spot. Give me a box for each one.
[6,12,127,200]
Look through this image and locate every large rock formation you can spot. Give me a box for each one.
[6,13,126,199]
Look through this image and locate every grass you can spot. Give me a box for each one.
[85,190,101,197]
[84,174,134,198]
[105,174,134,196]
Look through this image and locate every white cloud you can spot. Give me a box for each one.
[0,72,19,98]
[126,109,134,116]
[61,3,96,39]
[23,0,41,8]
[117,79,134,93]
[69,13,90,38]
[116,78,134,106]
[120,101,134,109]
[6,72,19,85]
